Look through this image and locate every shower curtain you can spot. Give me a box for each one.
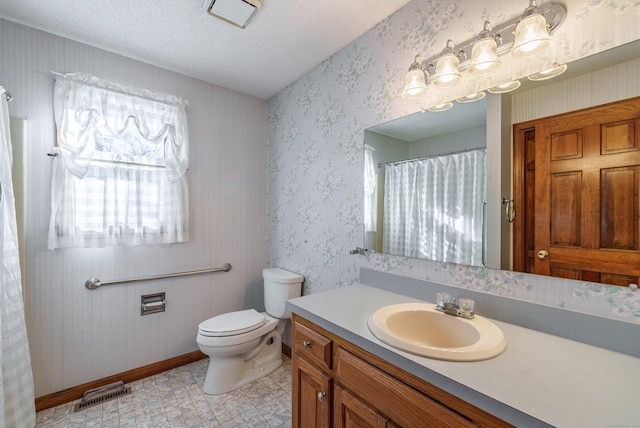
[0,87,36,428]
[383,149,486,265]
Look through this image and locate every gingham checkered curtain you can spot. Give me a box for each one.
[48,74,189,249]
[0,86,36,428]
[382,149,486,265]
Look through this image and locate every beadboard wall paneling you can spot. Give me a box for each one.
[0,19,267,397]
[512,56,640,123]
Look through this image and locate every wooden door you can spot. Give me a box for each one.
[292,355,332,428]
[514,96,640,286]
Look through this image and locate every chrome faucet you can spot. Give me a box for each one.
[435,293,475,319]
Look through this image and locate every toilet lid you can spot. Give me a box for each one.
[198,309,266,337]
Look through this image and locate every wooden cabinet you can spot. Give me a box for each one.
[335,347,475,427]
[292,318,333,427]
[292,314,512,428]
[293,355,332,427]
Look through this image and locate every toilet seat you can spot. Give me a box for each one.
[198,309,266,337]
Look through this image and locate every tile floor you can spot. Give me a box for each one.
[35,356,292,427]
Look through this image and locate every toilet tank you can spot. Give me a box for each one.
[263,268,303,319]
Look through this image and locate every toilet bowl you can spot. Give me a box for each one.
[196,268,303,394]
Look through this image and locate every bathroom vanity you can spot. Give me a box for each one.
[287,276,640,427]
[292,314,508,427]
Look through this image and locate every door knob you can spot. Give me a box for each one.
[537,250,549,259]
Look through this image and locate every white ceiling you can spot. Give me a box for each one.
[0,0,410,99]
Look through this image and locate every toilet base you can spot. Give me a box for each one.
[202,329,283,395]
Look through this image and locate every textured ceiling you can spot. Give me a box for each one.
[0,0,409,99]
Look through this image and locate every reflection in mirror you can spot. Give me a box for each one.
[364,99,487,266]
[363,39,640,284]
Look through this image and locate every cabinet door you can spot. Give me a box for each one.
[293,355,332,428]
[334,385,391,428]
[335,348,478,428]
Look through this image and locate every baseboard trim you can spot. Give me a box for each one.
[35,343,293,412]
[35,351,208,412]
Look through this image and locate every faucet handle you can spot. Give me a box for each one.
[458,298,475,316]
[436,292,450,308]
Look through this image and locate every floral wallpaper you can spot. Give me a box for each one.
[267,0,640,324]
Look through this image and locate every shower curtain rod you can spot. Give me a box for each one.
[1,83,12,101]
[377,146,486,168]
[3,90,12,102]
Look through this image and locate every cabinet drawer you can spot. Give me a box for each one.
[293,321,332,371]
[335,347,477,428]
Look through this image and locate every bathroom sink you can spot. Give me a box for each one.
[368,302,506,361]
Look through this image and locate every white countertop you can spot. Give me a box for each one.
[288,284,640,427]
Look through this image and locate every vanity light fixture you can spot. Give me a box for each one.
[527,63,567,81]
[427,102,453,112]
[487,80,521,94]
[511,0,553,58]
[469,22,501,75]
[401,56,429,99]
[456,91,486,103]
[434,40,463,87]
[400,1,566,102]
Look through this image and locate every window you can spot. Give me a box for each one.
[48,73,189,249]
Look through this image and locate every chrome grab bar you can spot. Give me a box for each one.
[85,263,232,290]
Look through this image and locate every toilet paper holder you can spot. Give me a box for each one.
[141,292,166,316]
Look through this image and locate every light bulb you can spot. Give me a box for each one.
[427,102,453,112]
[434,41,461,87]
[511,2,552,58]
[401,56,428,100]
[457,91,486,103]
[401,68,428,99]
[487,80,521,94]
[469,22,501,74]
[528,63,567,81]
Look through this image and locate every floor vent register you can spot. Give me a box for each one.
[73,381,132,412]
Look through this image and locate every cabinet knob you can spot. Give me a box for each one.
[317,392,326,401]
[303,341,311,349]
[537,249,549,259]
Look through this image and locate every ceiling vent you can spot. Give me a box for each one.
[203,0,263,29]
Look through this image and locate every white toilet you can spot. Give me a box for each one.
[196,267,303,395]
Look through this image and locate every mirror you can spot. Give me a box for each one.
[363,39,640,272]
[365,99,487,266]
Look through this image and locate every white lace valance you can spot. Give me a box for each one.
[53,72,189,181]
